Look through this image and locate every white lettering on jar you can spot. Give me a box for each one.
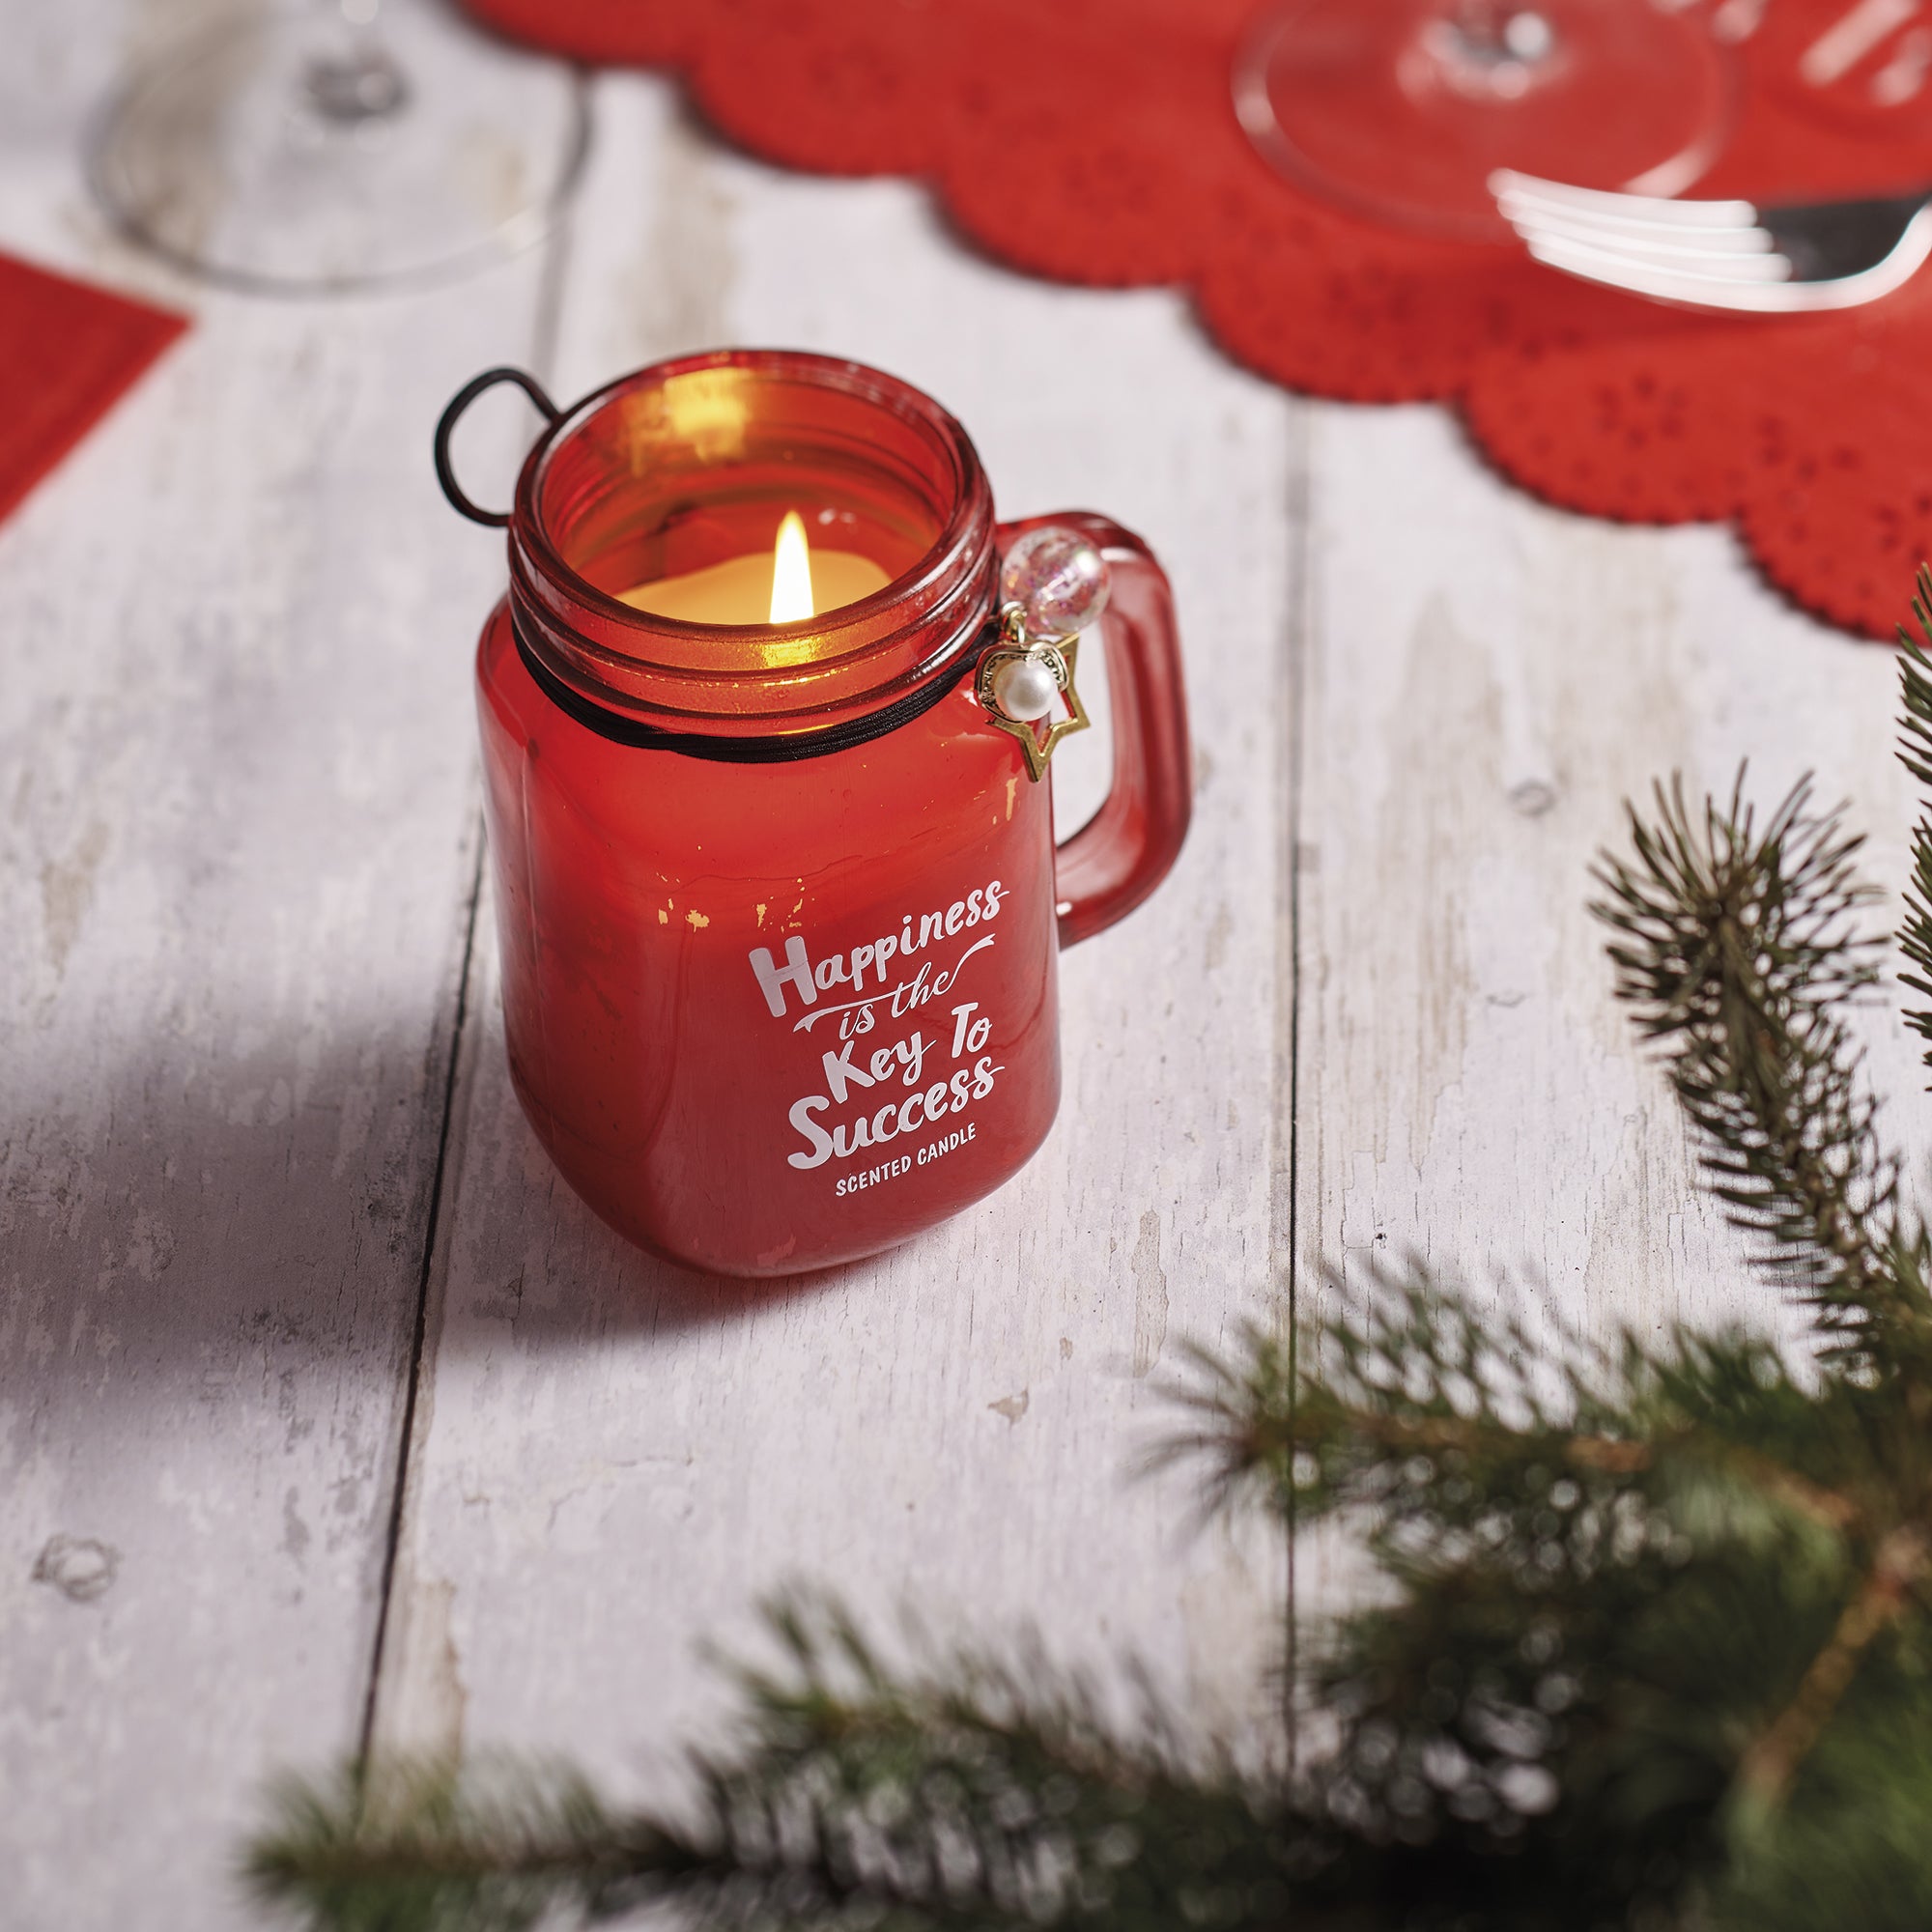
[748,881,1007,1022]
[833,1122,980,1197]
[760,881,1010,1182]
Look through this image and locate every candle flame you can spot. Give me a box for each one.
[769,511,813,624]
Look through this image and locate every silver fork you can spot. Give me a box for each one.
[1491,168,1932,312]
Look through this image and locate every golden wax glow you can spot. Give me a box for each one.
[618,510,893,627]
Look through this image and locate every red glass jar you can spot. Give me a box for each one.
[436,351,1190,1277]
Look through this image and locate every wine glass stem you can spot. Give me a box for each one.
[1447,2,1556,64]
[301,0,410,127]
[1456,0,1508,41]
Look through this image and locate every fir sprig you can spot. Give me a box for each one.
[1590,775,1916,1358]
[246,577,1932,1931]
[1896,562,1932,1077]
[242,1756,687,1931]
[247,1610,1298,1932]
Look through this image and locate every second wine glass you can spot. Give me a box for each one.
[1235,0,1738,242]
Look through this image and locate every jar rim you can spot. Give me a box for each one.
[511,348,992,668]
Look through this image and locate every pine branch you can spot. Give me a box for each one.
[246,1609,1309,1932]
[1734,1522,1931,1815]
[1153,1268,1624,1534]
[1154,1266,1872,1545]
[242,1756,697,1931]
[248,1295,1922,1932]
[1156,1268,1920,1882]
[1895,561,1932,1081]
[687,1601,1302,1930]
[1707,1683,1932,1931]
[1591,774,1924,1359]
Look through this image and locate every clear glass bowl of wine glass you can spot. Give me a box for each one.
[89,0,589,295]
[1235,0,1738,242]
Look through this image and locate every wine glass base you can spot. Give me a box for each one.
[88,5,589,295]
[1235,0,1736,242]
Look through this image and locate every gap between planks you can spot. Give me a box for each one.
[355,119,589,1751]
[358,819,487,1760]
[1277,404,1316,1764]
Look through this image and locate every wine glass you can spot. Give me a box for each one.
[1234,0,1738,242]
[88,0,588,296]
[1733,0,1932,133]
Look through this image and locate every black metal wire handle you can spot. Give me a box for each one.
[434,367,562,527]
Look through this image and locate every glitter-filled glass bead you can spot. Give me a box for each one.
[1000,526,1110,638]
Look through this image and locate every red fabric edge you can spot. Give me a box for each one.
[0,254,190,527]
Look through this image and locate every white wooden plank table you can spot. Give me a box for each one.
[3,7,1925,1926]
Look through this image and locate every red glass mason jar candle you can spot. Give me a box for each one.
[435,351,1190,1277]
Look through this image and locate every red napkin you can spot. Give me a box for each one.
[0,251,187,526]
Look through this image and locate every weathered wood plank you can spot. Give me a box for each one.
[0,8,564,1924]
[369,73,1298,1795]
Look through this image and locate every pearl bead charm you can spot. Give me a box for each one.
[975,584,1092,783]
[990,651,1064,723]
[1000,526,1110,639]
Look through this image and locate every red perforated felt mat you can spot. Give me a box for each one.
[463,0,1932,639]
[0,251,186,528]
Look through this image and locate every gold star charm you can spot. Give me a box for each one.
[977,616,1091,783]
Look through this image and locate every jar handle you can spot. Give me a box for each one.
[434,366,562,528]
[1000,514,1193,948]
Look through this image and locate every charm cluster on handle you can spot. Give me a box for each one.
[977,526,1111,781]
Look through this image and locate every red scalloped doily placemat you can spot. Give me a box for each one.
[464,0,1932,639]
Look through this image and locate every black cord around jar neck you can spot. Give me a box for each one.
[508,607,996,764]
